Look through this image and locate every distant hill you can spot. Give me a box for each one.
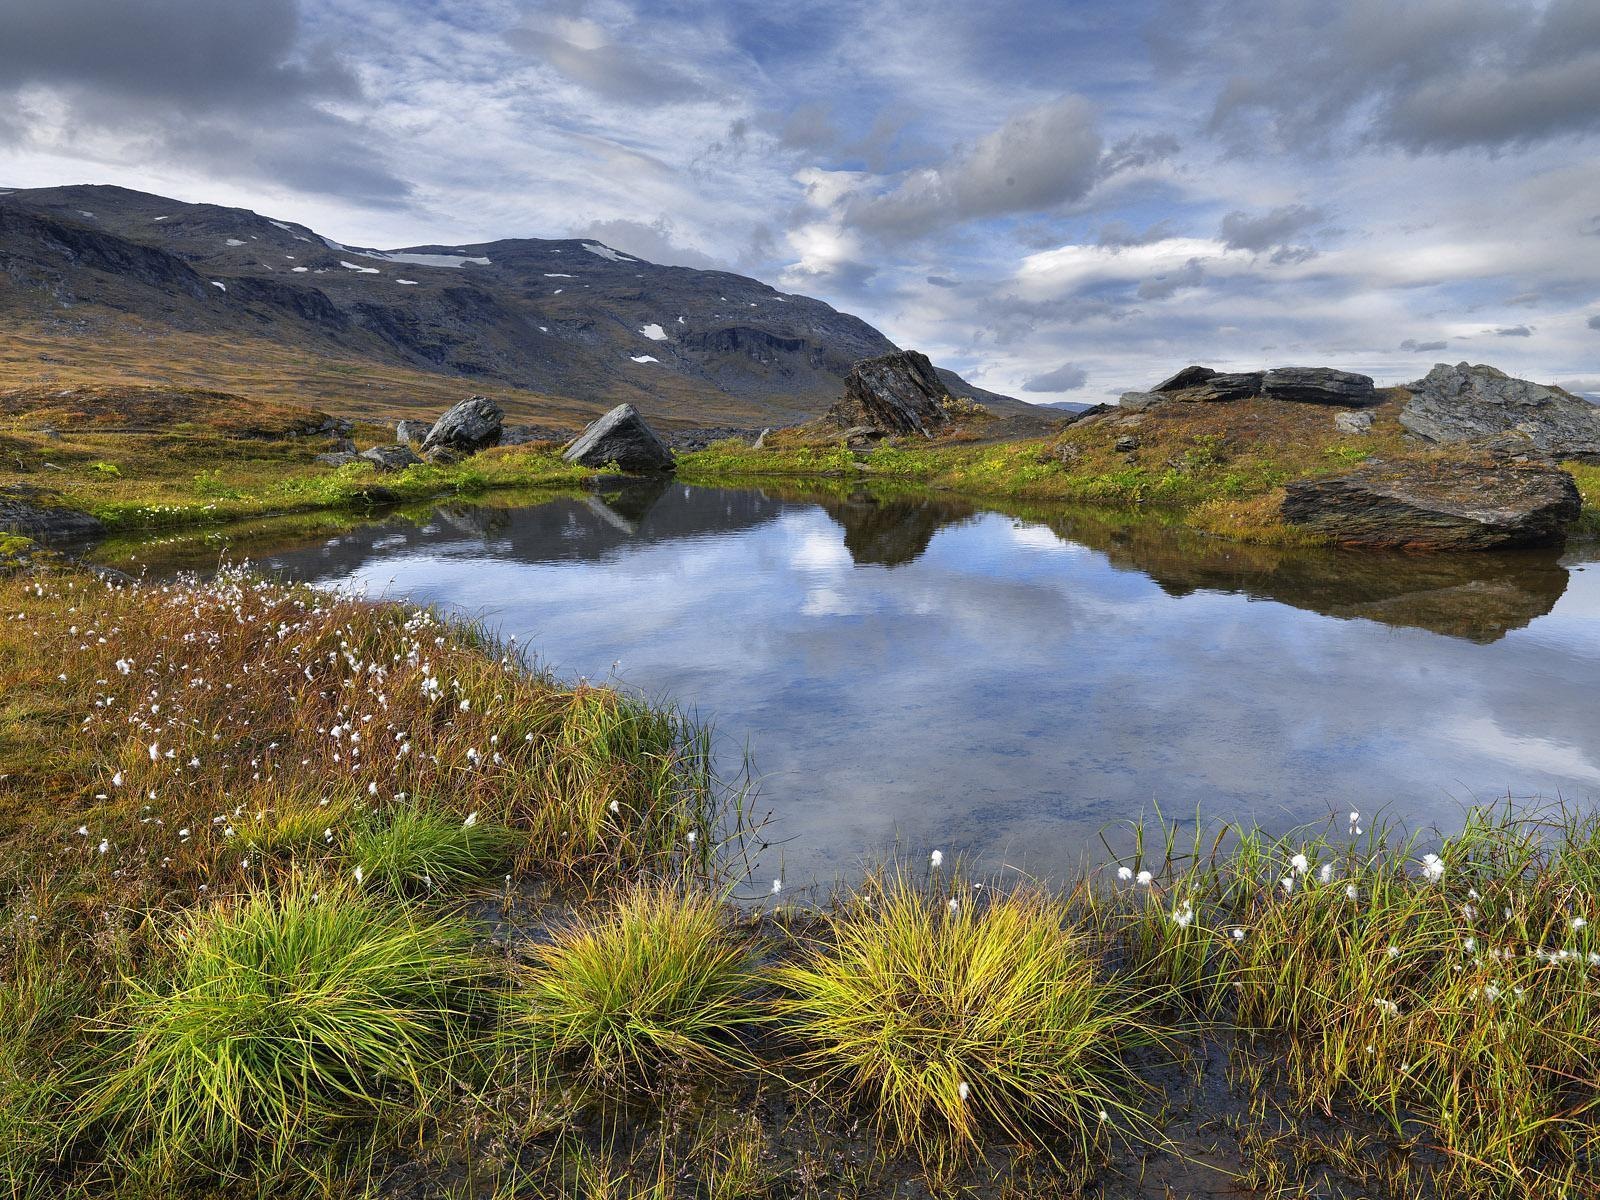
[1031,400,1093,414]
[0,183,1022,429]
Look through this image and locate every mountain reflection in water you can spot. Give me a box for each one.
[107,481,1600,889]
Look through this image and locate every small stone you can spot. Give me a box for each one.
[1335,410,1374,435]
[359,445,423,472]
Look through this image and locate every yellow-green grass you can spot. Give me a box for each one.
[351,805,519,897]
[511,885,764,1092]
[1570,461,1600,539]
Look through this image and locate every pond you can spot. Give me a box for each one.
[110,480,1600,892]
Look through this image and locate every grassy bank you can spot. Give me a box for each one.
[2,563,1597,1198]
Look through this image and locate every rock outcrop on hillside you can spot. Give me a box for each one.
[1399,363,1600,460]
[1152,367,1264,402]
[562,404,675,472]
[422,396,503,457]
[1147,365,1377,406]
[1281,458,1581,550]
[826,351,951,437]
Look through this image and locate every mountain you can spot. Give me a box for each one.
[0,183,1024,430]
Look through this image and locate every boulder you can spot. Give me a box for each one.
[1399,363,1600,460]
[1262,367,1377,406]
[360,444,423,472]
[562,403,675,472]
[395,419,428,445]
[0,487,104,544]
[826,350,950,436]
[1281,458,1581,551]
[313,451,361,467]
[1334,411,1374,435]
[421,395,503,455]
[1117,391,1166,412]
[1152,365,1219,392]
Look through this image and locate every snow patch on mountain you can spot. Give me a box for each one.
[639,323,667,341]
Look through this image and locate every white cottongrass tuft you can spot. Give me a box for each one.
[1290,852,1309,874]
[1116,865,1133,882]
[463,811,478,828]
[1135,869,1153,886]
[1171,898,1195,928]
[930,849,943,869]
[1420,853,1445,882]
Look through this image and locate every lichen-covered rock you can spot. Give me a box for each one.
[826,350,950,436]
[1262,367,1377,406]
[1117,391,1166,411]
[1281,458,1581,550]
[421,396,503,455]
[395,419,428,445]
[1399,363,1600,460]
[359,445,423,472]
[562,404,675,472]
[313,451,360,467]
[0,486,103,544]
[1335,411,1374,435]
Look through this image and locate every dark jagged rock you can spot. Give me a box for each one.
[562,403,674,472]
[359,444,422,472]
[826,350,950,436]
[1154,369,1263,402]
[395,419,428,445]
[1399,363,1600,460]
[422,395,503,455]
[1262,367,1377,406]
[1281,458,1581,550]
[0,486,105,544]
[1152,365,1217,392]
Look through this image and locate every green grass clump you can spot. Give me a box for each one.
[778,874,1165,1160]
[351,805,519,896]
[87,877,489,1182]
[512,886,761,1091]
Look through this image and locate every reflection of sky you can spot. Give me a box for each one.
[272,499,1600,891]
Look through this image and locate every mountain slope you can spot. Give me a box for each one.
[0,183,1027,429]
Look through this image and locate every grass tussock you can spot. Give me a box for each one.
[351,804,518,896]
[84,877,489,1182]
[779,872,1165,1162]
[512,885,763,1091]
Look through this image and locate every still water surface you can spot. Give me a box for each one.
[135,481,1600,890]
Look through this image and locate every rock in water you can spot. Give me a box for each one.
[1281,459,1581,550]
[360,445,423,472]
[1399,363,1600,460]
[562,404,675,472]
[1262,367,1377,406]
[422,396,504,455]
[395,419,428,445]
[0,487,104,544]
[827,350,950,436]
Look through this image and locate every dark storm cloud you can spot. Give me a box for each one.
[1399,339,1449,352]
[1218,204,1325,252]
[0,0,408,201]
[1022,362,1089,392]
[1167,0,1600,154]
[1588,315,1600,331]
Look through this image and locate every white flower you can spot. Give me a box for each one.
[957,1081,970,1101]
[97,839,109,855]
[1420,853,1445,882]
[1171,899,1195,928]
[354,865,364,885]
[1348,810,1361,834]
[458,698,470,712]
[948,898,960,914]
[1318,863,1333,884]
[1116,866,1133,882]
[1281,876,1295,895]
[930,849,943,869]
[148,742,160,761]
[686,830,697,846]
[771,879,782,895]
[1573,917,1588,931]
[608,799,620,814]
[1373,997,1400,1018]
[76,825,89,836]
[1346,884,1360,901]
[463,812,478,828]
[1231,927,1246,940]
[110,771,123,788]
[1290,853,1309,874]
[1135,870,1153,886]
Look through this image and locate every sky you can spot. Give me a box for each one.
[1,0,1598,401]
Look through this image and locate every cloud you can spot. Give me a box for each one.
[1169,0,1600,155]
[507,16,712,106]
[1218,204,1325,252]
[840,95,1104,240]
[1557,378,1600,397]
[926,275,960,288]
[572,217,721,269]
[1136,257,1206,299]
[1399,339,1449,352]
[1022,362,1089,392]
[1493,325,1533,337]
[1096,219,1176,247]
[1588,315,1600,330]
[0,0,407,201]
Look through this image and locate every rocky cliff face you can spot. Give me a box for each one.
[0,184,1024,429]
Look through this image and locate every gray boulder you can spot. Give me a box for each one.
[360,445,423,472]
[826,350,951,436]
[1282,458,1581,551]
[395,420,428,445]
[0,487,104,544]
[1117,391,1166,412]
[313,451,361,467]
[1399,363,1600,460]
[1263,367,1377,406]
[562,404,675,472]
[422,396,504,455]
[1334,411,1374,435]
[1151,366,1263,402]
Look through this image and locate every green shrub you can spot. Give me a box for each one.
[511,886,761,1091]
[88,877,489,1179]
[779,875,1165,1159]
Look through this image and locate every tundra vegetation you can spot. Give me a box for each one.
[2,562,1596,1199]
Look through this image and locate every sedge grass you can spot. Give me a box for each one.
[351,804,519,896]
[511,885,763,1092]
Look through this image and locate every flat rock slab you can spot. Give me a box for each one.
[0,487,105,544]
[827,350,950,436]
[1399,362,1600,459]
[1282,458,1582,550]
[360,444,423,472]
[422,395,503,454]
[1262,366,1377,406]
[562,403,675,472]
